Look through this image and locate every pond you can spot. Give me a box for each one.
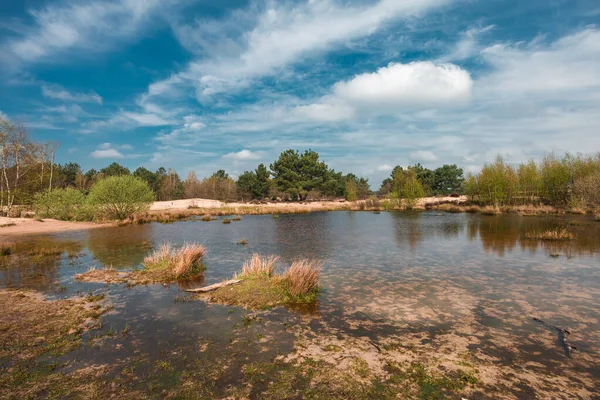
[2,211,599,399]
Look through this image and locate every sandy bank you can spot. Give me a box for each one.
[150,196,468,212]
[0,217,111,240]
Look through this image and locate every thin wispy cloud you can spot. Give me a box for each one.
[42,85,103,104]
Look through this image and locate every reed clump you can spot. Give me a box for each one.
[200,214,217,222]
[144,242,206,278]
[239,254,278,277]
[525,228,575,241]
[232,215,242,221]
[1,246,12,256]
[283,259,322,297]
[237,238,248,245]
[222,218,231,224]
[200,254,321,309]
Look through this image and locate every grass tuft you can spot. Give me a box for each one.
[283,259,322,297]
[144,242,206,278]
[526,227,575,241]
[240,254,278,277]
[1,246,13,256]
[222,218,231,224]
[237,238,248,245]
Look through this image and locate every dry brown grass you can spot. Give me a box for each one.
[283,259,322,297]
[240,254,278,277]
[144,242,206,278]
[526,228,575,241]
[480,205,501,215]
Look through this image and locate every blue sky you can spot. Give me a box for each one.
[1,0,599,186]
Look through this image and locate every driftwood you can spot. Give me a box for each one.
[185,279,243,293]
[533,317,577,358]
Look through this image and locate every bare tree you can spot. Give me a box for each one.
[48,141,58,191]
[0,119,36,215]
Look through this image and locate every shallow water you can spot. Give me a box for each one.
[3,211,600,398]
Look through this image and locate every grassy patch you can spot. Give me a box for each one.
[77,242,206,286]
[526,227,575,241]
[200,214,218,222]
[199,254,321,310]
[234,358,475,399]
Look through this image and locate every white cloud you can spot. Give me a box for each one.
[222,149,261,161]
[478,28,600,97]
[121,112,171,126]
[297,61,472,121]
[6,0,169,65]
[91,148,124,159]
[333,62,472,108]
[42,85,102,104]
[294,103,354,122]
[377,164,393,172]
[91,142,131,159]
[410,150,438,162]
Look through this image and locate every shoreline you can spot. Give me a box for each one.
[2,197,594,238]
[0,217,112,241]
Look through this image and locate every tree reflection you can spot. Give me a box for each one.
[87,224,152,267]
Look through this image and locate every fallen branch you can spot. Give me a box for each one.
[532,317,577,358]
[186,279,243,293]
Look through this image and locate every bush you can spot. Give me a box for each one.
[87,176,155,220]
[33,188,86,220]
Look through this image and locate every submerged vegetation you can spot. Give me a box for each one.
[199,254,321,309]
[526,228,576,241]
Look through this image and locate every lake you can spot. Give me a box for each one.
[2,211,599,399]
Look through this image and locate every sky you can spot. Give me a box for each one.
[1,0,599,187]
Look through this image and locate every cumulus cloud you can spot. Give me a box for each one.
[298,61,472,121]
[333,62,472,108]
[91,146,124,159]
[377,164,393,172]
[410,150,438,162]
[90,142,134,159]
[222,149,261,161]
[42,85,102,104]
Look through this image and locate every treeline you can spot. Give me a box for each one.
[378,164,465,200]
[464,154,600,209]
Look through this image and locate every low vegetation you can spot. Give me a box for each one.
[199,254,321,309]
[77,242,206,285]
[526,228,576,241]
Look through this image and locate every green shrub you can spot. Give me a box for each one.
[33,188,86,220]
[87,176,155,220]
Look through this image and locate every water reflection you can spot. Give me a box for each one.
[86,224,152,267]
[0,239,83,290]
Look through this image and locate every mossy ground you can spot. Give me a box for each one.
[0,289,108,399]
[198,274,319,310]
